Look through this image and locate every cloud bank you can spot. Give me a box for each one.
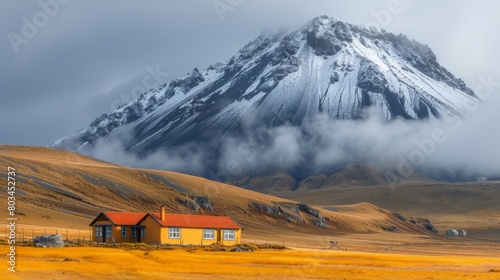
[87,86,500,183]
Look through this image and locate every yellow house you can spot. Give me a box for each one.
[89,207,242,245]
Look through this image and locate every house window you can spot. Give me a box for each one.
[169,227,180,239]
[203,229,214,240]
[223,230,235,241]
[141,227,146,238]
[121,227,127,238]
[131,227,136,238]
[105,226,112,238]
[95,226,102,237]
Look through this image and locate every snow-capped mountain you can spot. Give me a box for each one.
[52,16,478,160]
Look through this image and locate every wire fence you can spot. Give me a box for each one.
[240,238,344,250]
[0,225,93,244]
[0,226,343,250]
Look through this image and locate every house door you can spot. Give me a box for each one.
[216,230,222,243]
[137,227,141,243]
[102,226,107,243]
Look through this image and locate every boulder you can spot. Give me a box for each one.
[230,245,254,252]
[33,234,65,248]
[176,198,201,212]
[192,196,213,211]
[250,202,280,216]
[312,219,328,229]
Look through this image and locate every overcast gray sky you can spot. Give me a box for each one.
[1,0,499,146]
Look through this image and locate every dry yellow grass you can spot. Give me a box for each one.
[1,245,499,280]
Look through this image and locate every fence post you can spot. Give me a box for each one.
[66,229,69,241]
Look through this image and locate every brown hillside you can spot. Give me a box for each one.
[0,145,434,237]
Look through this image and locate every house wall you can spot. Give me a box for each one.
[140,215,162,244]
[115,225,141,243]
[221,229,241,246]
[92,221,139,243]
[92,221,116,243]
[159,227,241,245]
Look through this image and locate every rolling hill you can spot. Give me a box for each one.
[0,145,434,238]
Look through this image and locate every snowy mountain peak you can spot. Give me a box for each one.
[52,16,478,162]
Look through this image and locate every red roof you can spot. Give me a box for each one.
[149,213,241,229]
[102,212,148,226]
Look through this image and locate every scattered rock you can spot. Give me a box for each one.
[409,217,438,233]
[393,212,406,222]
[176,198,200,212]
[251,202,280,216]
[278,203,304,223]
[230,245,254,252]
[312,219,328,229]
[34,234,65,248]
[383,226,398,232]
[298,204,328,228]
[298,204,321,219]
[192,196,213,211]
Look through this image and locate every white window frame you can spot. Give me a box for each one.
[105,226,112,238]
[203,229,215,240]
[131,227,136,238]
[141,227,146,238]
[95,226,102,237]
[169,227,180,239]
[121,227,127,238]
[223,229,235,241]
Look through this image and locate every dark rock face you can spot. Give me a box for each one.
[388,33,474,96]
[330,72,340,83]
[393,212,407,222]
[34,234,65,248]
[124,102,145,123]
[251,202,327,229]
[193,196,213,211]
[312,219,328,229]
[357,61,388,93]
[383,225,399,232]
[177,197,201,212]
[298,204,323,220]
[251,202,280,216]
[306,16,352,56]
[278,203,304,223]
[409,217,439,233]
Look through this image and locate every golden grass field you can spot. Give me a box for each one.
[2,245,500,280]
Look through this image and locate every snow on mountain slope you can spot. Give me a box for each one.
[52,16,478,162]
